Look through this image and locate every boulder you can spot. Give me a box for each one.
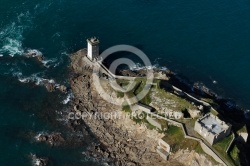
[59,85,67,93]
[43,82,55,92]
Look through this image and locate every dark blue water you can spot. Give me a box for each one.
[1,0,250,165]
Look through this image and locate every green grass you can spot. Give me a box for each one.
[237,125,247,133]
[147,116,168,131]
[210,109,219,116]
[133,78,152,105]
[213,134,235,165]
[155,118,168,128]
[122,105,132,113]
[162,126,200,152]
[213,134,233,153]
[229,145,240,166]
[162,125,219,165]
[153,85,196,112]
[116,91,124,98]
[116,79,130,86]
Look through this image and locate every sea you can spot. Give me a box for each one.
[0,0,250,165]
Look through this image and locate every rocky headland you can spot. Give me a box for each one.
[68,49,217,166]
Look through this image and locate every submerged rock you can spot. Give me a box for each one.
[42,80,56,92]
[59,85,68,93]
[35,132,65,146]
[24,49,44,62]
[30,154,48,166]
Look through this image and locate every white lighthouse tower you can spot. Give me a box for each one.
[87,37,99,61]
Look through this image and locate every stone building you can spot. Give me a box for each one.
[194,113,231,145]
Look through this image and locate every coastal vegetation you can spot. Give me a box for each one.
[133,78,152,105]
[117,76,244,166]
[230,145,240,166]
[237,125,247,133]
[151,80,196,112]
[213,134,235,165]
[162,126,196,152]
[122,104,132,113]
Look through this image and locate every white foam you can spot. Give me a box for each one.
[13,72,56,87]
[24,49,43,57]
[12,71,23,77]
[34,131,48,141]
[34,134,42,141]
[18,78,30,83]
[34,77,43,85]
[0,23,24,56]
[62,93,73,104]
[0,12,33,57]
[41,58,58,68]
[35,160,41,166]
[129,62,168,71]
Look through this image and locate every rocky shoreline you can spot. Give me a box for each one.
[67,49,217,166]
[69,50,172,165]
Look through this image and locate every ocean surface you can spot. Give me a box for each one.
[1,0,250,165]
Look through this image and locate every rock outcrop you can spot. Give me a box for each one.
[24,49,45,63]
[30,154,49,166]
[35,132,65,146]
[69,50,171,165]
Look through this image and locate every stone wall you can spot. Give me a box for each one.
[158,139,171,153]
[146,116,163,130]
[147,112,228,165]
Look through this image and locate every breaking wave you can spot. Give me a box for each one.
[0,12,33,57]
[42,58,59,68]
[13,72,55,86]
[62,92,73,105]
[24,49,43,58]
[129,62,168,71]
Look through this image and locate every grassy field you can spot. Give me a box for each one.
[116,91,124,98]
[133,78,152,105]
[229,144,240,166]
[213,134,235,165]
[122,104,132,113]
[152,84,196,112]
[116,79,130,86]
[162,126,200,152]
[162,125,219,164]
[237,125,247,133]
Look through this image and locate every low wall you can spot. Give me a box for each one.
[98,62,137,80]
[146,116,162,130]
[226,133,235,153]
